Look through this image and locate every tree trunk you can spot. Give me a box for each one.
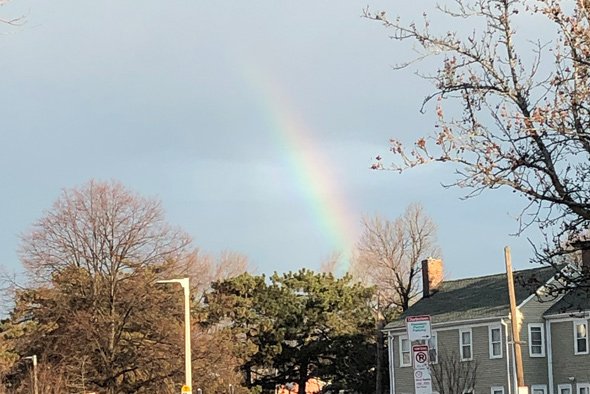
[376,319,385,394]
[297,362,308,394]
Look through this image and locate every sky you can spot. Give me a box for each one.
[0,0,544,280]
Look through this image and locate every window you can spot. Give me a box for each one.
[531,385,547,394]
[399,335,411,367]
[489,325,503,359]
[491,386,504,394]
[528,324,545,357]
[413,332,438,363]
[577,384,590,394]
[558,384,572,394]
[460,328,473,361]
[574,320,589,355]
[428,333,438,364]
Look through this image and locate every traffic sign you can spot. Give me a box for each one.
[406,315,432,341]
[412,345,432,394]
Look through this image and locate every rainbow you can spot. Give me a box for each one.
[240,61,359,273]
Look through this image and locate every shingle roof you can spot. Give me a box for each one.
[544,287,590,316]
[384,265,557,330]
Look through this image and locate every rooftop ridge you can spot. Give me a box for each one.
[441,264,554,284]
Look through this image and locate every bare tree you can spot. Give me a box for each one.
[430,347,478,394]
[351,203,440,314]
[351,203,439,394]
[10,180,194,394]
[319,251,342,274]
[366,0,590,280]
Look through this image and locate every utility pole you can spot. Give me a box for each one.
[505,247,526,392]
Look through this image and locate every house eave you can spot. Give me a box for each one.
[383,315,506,334]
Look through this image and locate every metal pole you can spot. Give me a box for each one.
[25,355,38,394]
[32,355,38,394]
[181,279,192,391]
[157,278,193,393]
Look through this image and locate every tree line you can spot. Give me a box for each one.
[0,180,437,394]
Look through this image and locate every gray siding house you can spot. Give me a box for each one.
[384,258,590,394]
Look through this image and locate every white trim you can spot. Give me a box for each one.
[517,273,560,308]
[489,324,503,359]
[399,335,411,367]
[429,331,438,364]
[547,321,554,394]
[385,317,504,333]
[501,319,512,394]
[557,384,572,394]
[387,331,395,394]
[528,323,546,357]
[574,319,589,355]
[532,385,548,394]
[577,383,590,394]
[459,328,473,361]
[491,387,505,394]
[545,312,590,321]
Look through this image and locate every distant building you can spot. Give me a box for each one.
[385,256,590,394]
[275,378,325,394]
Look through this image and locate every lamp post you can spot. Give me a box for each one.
[156,278,192,393]
[24,355,38,394]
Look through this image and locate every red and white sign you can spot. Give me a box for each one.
[412,345,432,394]
[406,315,432,341]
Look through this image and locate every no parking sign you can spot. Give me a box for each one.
[412,345,432,394]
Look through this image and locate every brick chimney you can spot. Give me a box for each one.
[571,239,590,274]
[422,258,444,298]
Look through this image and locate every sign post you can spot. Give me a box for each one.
[406,315,432,341]
[412,345,432,394]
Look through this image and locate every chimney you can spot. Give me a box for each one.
[582,248,590,273]
[571,239,590,274]
[422,258,444,298]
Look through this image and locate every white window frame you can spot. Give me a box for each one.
[558,384,573,394]
[459,328,473,361]
[577,384,590,394]
[528,323,546,357]
[491,386,505,394]
[428,332,438,364]
[574,319,589,355]
[399,335,411,367]
[531,385,547,394]
[489,324,503,359]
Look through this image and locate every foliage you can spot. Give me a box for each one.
[367,0,590,281]
[206,269,377,394]
[4,180,193,393]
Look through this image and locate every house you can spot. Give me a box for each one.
[275,378,324,394]
[384,255,590,394]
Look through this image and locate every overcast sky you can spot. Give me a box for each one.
[0,0,543,279]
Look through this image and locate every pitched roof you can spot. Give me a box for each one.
[384,265,557,330]
[544,287,590,316]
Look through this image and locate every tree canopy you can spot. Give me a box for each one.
[368,0,590,278]
[206,269,377,394]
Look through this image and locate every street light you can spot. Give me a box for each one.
[24,355,38,394]
[156,278,192,393]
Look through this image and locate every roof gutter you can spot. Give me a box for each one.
[387,331,395,394]
[384,316,504,334]
[546,319,554,394]
[501,319,512,394]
